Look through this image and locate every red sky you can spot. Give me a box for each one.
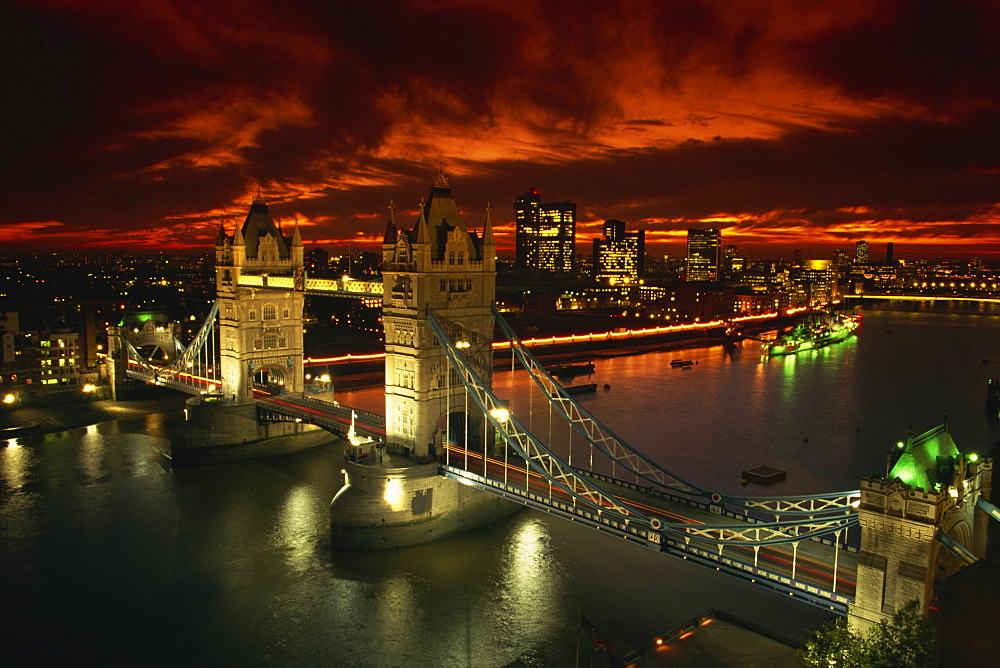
[2,0,999,260]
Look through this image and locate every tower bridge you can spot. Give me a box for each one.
[108,174,995,626]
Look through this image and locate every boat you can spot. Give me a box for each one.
[742,465,787,485]
[766,312,861,357]
[670,359,695,367]
[548,362,595,377]
[556,383,598,396]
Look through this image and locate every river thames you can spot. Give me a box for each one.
[2,304,999,666]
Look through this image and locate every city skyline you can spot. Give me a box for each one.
[3,1,999,258]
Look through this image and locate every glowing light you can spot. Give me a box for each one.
[897,441,905,449]
[2,394,15,404]
[969,453,979,462]
[490,408,509,423]
[82,384,97,392]
[383,478,405,510]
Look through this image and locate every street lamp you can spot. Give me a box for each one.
[2,394,15,405]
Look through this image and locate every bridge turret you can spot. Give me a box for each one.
[381,172,495,459]
[850,421,993,632]
[216,194,305,402]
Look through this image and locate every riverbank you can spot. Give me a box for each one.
[0,394,189,436]
[325,321,779,391]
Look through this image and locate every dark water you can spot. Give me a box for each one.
[2,306,998,666]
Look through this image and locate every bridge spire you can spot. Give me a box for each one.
[215,219,228,247]
[483,202,495,246]
[414,198,429,244]
[383,200,398,244]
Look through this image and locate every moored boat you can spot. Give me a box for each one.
[555,383,598,396]
[766,312,860,357]
[548,362,595,377]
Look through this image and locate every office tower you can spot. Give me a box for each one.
[514,188,576,273]
[855,240,869,265]
[592,219,645,283]
[721,244,743,280]
[886,242,894,264]
[685,228,721,281]
[799,259,838,304]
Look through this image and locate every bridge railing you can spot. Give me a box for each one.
[442,464,852,612]
[493,305,861,520]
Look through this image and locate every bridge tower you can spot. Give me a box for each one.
[849,421,993,631]
[215,194,305,401]
[381,171,496,459]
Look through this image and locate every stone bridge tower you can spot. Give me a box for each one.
[849,421,993,631]
[381,172,496,459]
[215,194,305,402]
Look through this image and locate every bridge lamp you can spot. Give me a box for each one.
[186,361,194,368]
[456,341,470,349]
[319,374,331,383]
[207,384,217,392]
[2,393,15,405]
[969,453,979,462]
[82,384,97,393]
[490,408,509,423]
[305,374,312,381]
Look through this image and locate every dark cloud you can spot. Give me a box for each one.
[1,0,997,256]
[796,0,1000,111]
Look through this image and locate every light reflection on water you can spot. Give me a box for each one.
[1,307,998,665]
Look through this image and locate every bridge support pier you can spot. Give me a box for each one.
[330,458,520,550]
[171,397,334,465]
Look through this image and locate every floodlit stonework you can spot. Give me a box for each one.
[849,423,993,632]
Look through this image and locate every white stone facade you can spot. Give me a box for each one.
[381,176,496,459]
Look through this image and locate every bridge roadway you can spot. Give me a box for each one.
[256,395,386,441]
[438,443,856,612]
[246,396,857,612]
[154,380,856,613]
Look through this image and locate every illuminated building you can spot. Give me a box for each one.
[592,219,644,283]
[34,331,83,385]
[514,188,576,273]
[796,259,838,305]
[855,240,869,265]
[685,228,721,281]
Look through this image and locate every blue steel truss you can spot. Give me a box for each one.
[429,307,858,548]
[493,306,860,518]
[124,302,221,395]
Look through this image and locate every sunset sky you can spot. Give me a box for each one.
[3,0,998,259]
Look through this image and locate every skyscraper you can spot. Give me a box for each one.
[592,219,644,283]
[855,240,869,265]
[685,228,721,281]
[514,188,576,273]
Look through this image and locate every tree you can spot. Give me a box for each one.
[798,601,935,668]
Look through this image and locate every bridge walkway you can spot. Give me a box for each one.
[440,444,855,612]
